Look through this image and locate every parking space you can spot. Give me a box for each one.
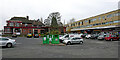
[2,37,119,58]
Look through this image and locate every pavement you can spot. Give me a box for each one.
[1,37,119,58]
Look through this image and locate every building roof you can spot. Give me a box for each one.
[9,16,44,26]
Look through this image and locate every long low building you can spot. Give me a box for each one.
[65,9,120,34]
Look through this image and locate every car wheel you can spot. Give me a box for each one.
[6,43,12,48]
[67,42,71,45]
[79,41,83,44]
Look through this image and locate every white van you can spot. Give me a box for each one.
[59,34,82,43]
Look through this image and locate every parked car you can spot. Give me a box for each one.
[0,37,16,48]
[91,34,99,39]
[59,34,82,43]
[85,34,91,39]
[81,34,87,38]
[105,35,119,41]
[27,33,32,38]
[63,37,83,45]
[34,34,39,38]
[12,34,17,38]
[59,34,71,43]
[97,35,106,40]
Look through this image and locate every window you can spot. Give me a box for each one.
[113,20,120,23]
[113,13,118,16]
[78,22,80,25]
[89,20,91,24]
[119,12,120,16]
[25,24,28,27]
[91,18,96,22]
[102,16,105,20]
[15,23,19,27]
[2,38,9,40]
[109,21,113,24]
[107,14,112,18]
[98,17,101,20]
[102,23,105,25]
[82,21,83,25]
[24,30,26,32]
[105,22,109,24]
[9,23,14,26]
[85,20,88,23]
[7,28,10,32]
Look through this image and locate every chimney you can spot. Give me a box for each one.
[26,16,29,20]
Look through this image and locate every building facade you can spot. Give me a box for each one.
[4,16,45,35]
[65,9,120,34]
[4,16,66,35]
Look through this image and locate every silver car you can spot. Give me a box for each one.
[63,37,83,45]
[0,37,16,48]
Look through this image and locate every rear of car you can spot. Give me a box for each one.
[85,34,91,39]
[97,35,105,40]
[105,35,119,41]
[27,33,32,38]
[0,37,16,48]
[91,34,98,39]
[34,34,39,38]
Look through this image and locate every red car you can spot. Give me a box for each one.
[105,35,119,41]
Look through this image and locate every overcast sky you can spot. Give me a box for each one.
[0,0,119,30]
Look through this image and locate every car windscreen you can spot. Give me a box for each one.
[1,38,9,40]
[99,35,104,37]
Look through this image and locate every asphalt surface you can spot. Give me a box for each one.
[1,37,119,58]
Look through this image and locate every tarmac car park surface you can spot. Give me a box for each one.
[1,37,119,58]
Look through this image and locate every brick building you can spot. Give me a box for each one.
[4,16,66,35]
[4,16,45,35]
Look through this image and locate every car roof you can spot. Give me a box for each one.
[0,37,9,38]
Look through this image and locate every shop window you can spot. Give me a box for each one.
[9,23,14,26]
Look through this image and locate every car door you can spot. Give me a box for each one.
[76,38,81,43]
[1,38,9,46]
[0,38,2,46]
[71,38,76,43]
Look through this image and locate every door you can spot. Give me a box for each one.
[0,38,2,46]
[1,38,9,46]
[76,37,81,43]
[71,38,77,43]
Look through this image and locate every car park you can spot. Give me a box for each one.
[63,37,83,45]
[105,35,119,41]
[27,33,32,38]
[34,34,39,38]
[0,37,16,48]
